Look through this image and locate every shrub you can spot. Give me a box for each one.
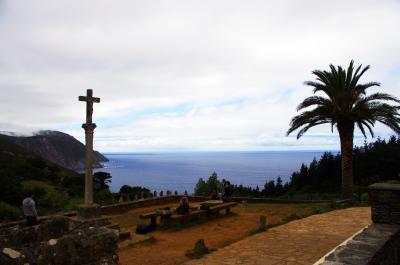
[94,190,115,205]
[360,192,369,201]
[63,197,83,211]
[21,180,69,212]
[0,201,21,221]
[0,168,23,205]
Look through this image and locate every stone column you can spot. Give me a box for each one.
[82,123,96,204]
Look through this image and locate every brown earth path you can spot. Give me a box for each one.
[185,207,371,265]
[117,202,331,265]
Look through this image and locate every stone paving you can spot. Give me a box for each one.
[184,207,371,265]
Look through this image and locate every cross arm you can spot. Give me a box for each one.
[79,96,101,103]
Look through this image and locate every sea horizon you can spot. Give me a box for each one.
[101,149,340,155]
[96,150,339,194]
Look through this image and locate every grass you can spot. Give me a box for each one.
[128,236,157,248]
[158,212,238,231]
[63,197,83,211]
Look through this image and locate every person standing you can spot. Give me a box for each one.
[224,181,232,197]
[22,192,38,226]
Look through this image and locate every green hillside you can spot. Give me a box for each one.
[0,136,85,221]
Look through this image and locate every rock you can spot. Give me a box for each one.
[48,239,57,246]
[0,217,119,265]
[3,248,21,259]
[186,239,211,259]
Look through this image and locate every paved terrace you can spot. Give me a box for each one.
[185,207,371,265]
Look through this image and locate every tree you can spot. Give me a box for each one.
[93,171,112,191]
[287,61,400,199]
[194,172,221,196]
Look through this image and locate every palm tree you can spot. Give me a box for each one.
[287,61,400,199]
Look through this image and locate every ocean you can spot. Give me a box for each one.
[96,151,334,193]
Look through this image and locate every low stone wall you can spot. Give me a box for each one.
[216,196,332,204]
[319,183,400,265]
[0,195,337,229]
[320,223,400,265]
[0,216,119,265]
[99,195,183,215]
[369,183,400,225]
[98,195,332,215]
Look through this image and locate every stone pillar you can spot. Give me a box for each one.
[369,183,400,224]
[82,123,96,204]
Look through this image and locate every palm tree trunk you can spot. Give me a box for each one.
[338,122,354,200]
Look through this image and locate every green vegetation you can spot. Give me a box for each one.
[287,61,400,199]
[289,136,400,199]
[0,136,117,221]
[128,236,157,248]
[194,172,220,196]
[0,202,20,221]
[21,180,69,211]
[119,185,153,201]
[195,136,400,200]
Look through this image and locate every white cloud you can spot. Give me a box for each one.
[0,0,399,151]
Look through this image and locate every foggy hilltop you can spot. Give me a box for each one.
[0,130,108,171]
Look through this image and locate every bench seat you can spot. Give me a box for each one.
[139,212,158,219]
[208,202,238,213]
[170,209,207,221]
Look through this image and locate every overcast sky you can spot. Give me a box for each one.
[0,0,399,152]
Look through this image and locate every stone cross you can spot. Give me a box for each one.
[79,89,100,204]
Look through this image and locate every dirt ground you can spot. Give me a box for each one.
[111,202,331,265]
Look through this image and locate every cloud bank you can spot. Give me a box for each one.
[0,0,399,151]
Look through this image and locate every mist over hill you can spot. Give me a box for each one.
[0,130,108,171]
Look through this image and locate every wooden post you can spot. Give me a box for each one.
[259,215,267,230]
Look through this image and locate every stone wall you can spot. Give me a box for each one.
[369,183,400,225]
[98,195,332,215]
[0,216,119,265]
[319,183,400,265]
[0,195,336,229]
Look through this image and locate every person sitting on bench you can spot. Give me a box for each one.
[176,196,191,215]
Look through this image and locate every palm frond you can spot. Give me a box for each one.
[296,96,331,111]
[288,60,400,138]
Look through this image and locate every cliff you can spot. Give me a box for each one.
[0,130,108,171]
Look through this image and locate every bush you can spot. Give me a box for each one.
[0,168,23,205]
[360,192,369,201]
[94,190,115,205]
[63,197,83,211]
[383,179,400,184]
[119,185,152,200]
[21,180,69,212]
[0,201,21,221]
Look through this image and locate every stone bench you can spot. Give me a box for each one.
[169,202,238,224]
[207,202,238,214]
[140,202,238,226]
[139,212,160,226]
